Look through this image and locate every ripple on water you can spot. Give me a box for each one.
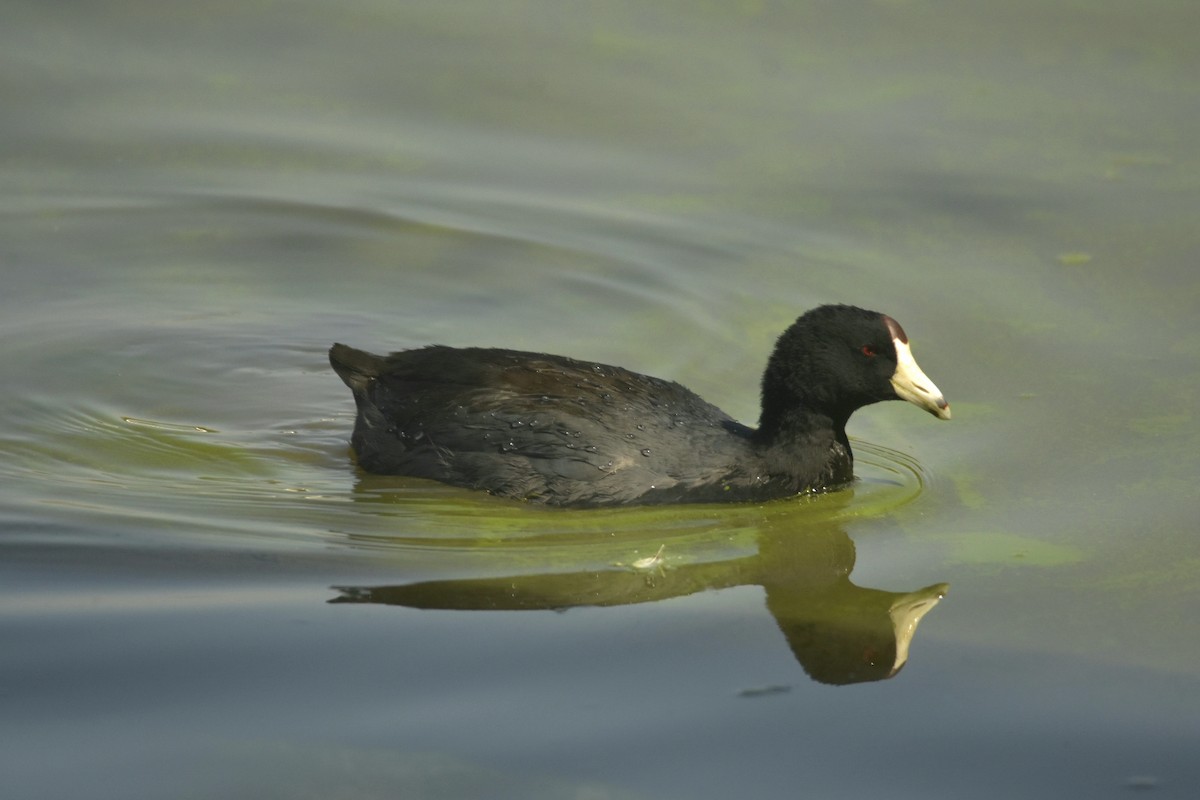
[849,437,929,509]
[0,317,356,547]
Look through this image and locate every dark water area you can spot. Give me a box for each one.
[3,1,1198,798]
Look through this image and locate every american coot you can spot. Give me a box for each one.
[330,304,950,507]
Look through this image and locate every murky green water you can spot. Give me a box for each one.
[3,1,1198,798]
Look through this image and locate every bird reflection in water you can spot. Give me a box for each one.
[330,516,947,686]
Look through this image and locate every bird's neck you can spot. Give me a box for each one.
[756,403,847,445]
[753,406,854,488]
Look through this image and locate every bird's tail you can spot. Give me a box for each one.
[329,343,384,394]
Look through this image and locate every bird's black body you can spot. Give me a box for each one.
[330,305,950,507]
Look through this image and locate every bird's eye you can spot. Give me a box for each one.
[861,344,877,357]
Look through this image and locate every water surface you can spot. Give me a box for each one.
[3,1,1198,798]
